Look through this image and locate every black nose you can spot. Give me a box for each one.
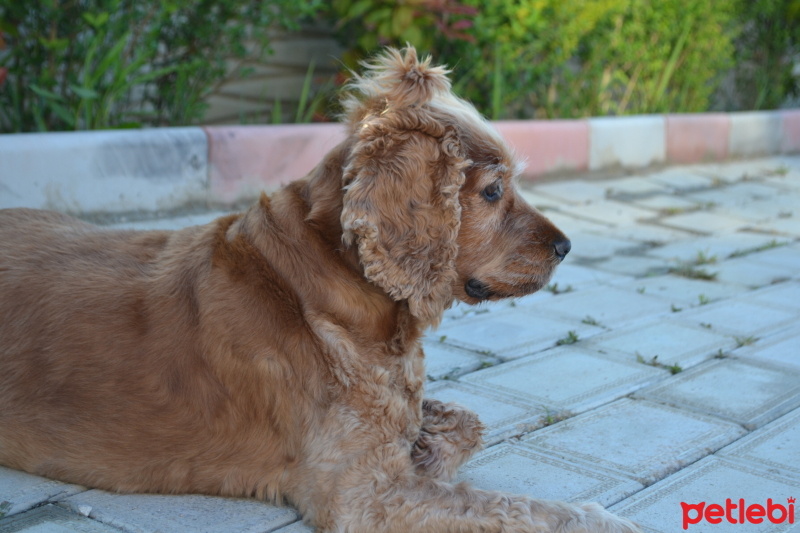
[553,238,571,260]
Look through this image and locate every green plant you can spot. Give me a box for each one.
[669,264,719,281]
[636,353,682,374]
[556,330,580,346]
[727,0,800,110]
[0,0,322,131]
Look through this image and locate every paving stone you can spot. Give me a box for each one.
[745,246,800,273]
[611,456,800,533]
[601,176,671,198]
[521,399,746,485]
[460,346,665,415]
[599,220,694,244]
[646,232,791,264]
[0,504,121,533]
[750,280,800,311]
[559,200,655,228]
[718,408,800,481]
[625,275,747,307]
[61,491,298,533]
[435,307,603,360]
[713,256,796,288]
[637,358,800,429]
[421,341,496,380]
[530,180,609,205]
[672,298,797,338]
[425,381,549,445]
[647,168,716,192]
[530,285,672,329]
[658,210,752,235]
[732,324,800,371]
[585,320,735,370]
[457,444,644,508]
[627,194,702,213]
[540,263,630,291]
[753,215,800,237]
[564,231,642,261]
[0,468,84,518]
[271,521,314,533]
[689,158,786,183]
[590,255,671,278]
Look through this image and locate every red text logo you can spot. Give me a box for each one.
[681,498,795,530]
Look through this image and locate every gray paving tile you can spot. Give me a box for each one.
[435,307,602,360]
[627,194,702,213]
[62,491,297,533]
[746,249,800,277]
[0,504,121,533]
[713,257,795,288]
[557,231,638,261]
[425,380,549,445]
[460,346,665,414]
[625,275,747,307]
[421,341,495,380]
[529,180,609,205]
[0,467,84,518]
[745,281,800,311]
[457,443,644,508]
[591,255,671,278]
[658,211,752,235]
[585,320,735,370]
[672,298,797,338]
[602,176,671,198]
[637,358,800,429]
[753,215,800,237]
[647,168,715,191]
[542,263,630,291]
[559,200,656,228]
[529,285,673,329]
[718,408,800,481]
[612,456,800,533]
[646,233,791,264]
[733,324,800,370]
[521,399,745,485]
[271,521,314,533]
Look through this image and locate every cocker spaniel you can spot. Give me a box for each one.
[0,47,639,532]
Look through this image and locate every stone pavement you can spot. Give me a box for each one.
[1,156,799,533]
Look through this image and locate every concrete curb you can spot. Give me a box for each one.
[1,110,798,214]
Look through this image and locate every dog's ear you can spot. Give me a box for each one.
[341,116,466,327]
[341,47,468,327]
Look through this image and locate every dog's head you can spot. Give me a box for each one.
[340,47,570,327]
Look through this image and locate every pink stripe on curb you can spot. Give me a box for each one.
[781,109,800,154]
[204,124,347,204]
[493,120,589,178]
[666,114,730,164]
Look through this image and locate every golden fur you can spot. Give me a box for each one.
[0,48,639,532]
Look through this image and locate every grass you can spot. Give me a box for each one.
[581,316,601,327]
[669,264,718,281]
[697,294,711,306]
[734,335,759,348]
[728,239,787,259]
[636,353,683,374]
[545,283,574,295]
[556,330,580,346]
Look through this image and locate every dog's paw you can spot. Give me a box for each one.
[412,400,484,480]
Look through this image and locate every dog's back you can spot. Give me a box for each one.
[0,209,222,492]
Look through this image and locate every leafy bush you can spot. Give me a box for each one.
[0,0,322,132]
[728,0,800,110]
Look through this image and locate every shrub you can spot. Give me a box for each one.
[0,0,322,132]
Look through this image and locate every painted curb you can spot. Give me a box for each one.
[0,110,797,214]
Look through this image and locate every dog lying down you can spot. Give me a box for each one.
[0,47,640,532]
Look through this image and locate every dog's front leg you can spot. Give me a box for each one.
[320,440,641,533]
[411,398,484,480]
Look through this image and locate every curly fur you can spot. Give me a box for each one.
[0,47,639,532]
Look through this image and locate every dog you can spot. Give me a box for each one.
[0,47,640,532]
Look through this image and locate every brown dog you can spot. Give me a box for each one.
[0,48,640,532]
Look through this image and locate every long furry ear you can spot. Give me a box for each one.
[341,108,467,327]
[341,46,452,119]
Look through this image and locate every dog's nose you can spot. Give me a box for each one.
[553,238,571,260]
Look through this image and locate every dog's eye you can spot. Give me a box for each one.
[481,181,503,202]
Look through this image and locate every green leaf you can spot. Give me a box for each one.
[70,85,100,100]
[29,84,64,101]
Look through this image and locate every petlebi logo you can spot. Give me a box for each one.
[681,497,795,530]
